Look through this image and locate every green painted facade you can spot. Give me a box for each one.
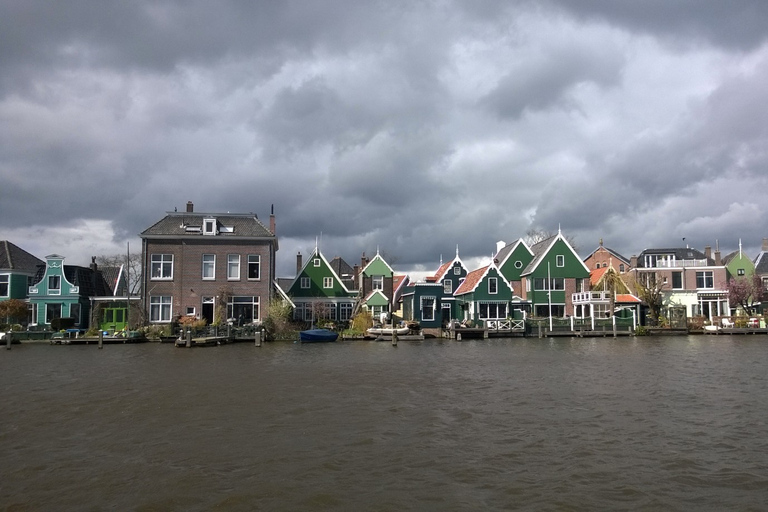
[287,248,357,323]
[497,240,534,284]
[455,266,513,321]
[362,255,393,278]
[725,251,755,280]
[0,273,33,301]
[28,255,90,328]
[523,236,590,316]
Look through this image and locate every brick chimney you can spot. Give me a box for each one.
[630,255,638,268]
[704,245,711,259]
[296,252,302,274]
[269,204,276,235]
[714,250,721,266]
[361,252,368,269]
[186,201,194,213]
[353,264,360,290]
[763,238,768,252]
[90,256,98,272]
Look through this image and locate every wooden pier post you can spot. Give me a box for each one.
[98,330,103,349]
[255,329,262,347]
[6,331,11,350]
[185,329,191,348]
[392,329,398,346]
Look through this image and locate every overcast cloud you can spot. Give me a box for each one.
[2,0,768,278]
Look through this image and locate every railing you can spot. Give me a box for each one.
[648,259,709,268]
[485,319,525,331]
[572,291,611,303]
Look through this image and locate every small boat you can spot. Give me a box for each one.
[299,328,339,343]
[366,326,410,336]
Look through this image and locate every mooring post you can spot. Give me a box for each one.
[6,331,11,350]
[99,330,103,349]
[392,329,398,346]
[185,329,191,348]
[255,329,262,347]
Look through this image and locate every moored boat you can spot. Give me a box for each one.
[299,328,339,343]
[366,326,410,336]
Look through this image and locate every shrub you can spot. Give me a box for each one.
[350,311,373,334]
[51,317,76,331]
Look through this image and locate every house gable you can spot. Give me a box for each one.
[496,239,534,283]
[362,253,394,278]
[287,248,354,299]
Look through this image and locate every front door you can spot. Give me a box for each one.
[201,297,215,324]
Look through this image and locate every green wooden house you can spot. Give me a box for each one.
[493,238,534,310]
[359,250,395,321]
[28,254,114,329]
[520,231,590,317]
[454,262,516,323]
[286,247,357,325]
[723,241,755,281]
[0,241,43,318]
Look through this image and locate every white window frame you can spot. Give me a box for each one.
[185,306,196,316]
[150,296,173,322]
[420,296,435,322]
[0,274,9,297]
[696,271,714,289]
[556,255,565,267]
[45,303,62,323]
[488,277,498,294]
[300,277,310,289]
[313,258,321,267]
[247,255,260,280]
[202,254,215,280]
[323,277,333,289]
[203,218,216,235]
[151,254,173,280]
[48,275,61,295]
[454,266,461,275]
[339,302,353,321]
[443,280,452,294]
[227,254,240,280]
[373,275,384,290]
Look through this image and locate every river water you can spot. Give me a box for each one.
[2,336,768,511]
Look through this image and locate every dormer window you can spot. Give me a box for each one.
[203,218,217,235]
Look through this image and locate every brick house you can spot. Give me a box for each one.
[139,202,278,325]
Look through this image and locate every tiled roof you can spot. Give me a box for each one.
[590,266,609,287]
[454,266,487,295]
[521,235,557,275]
[431,260,453,282]
[584,245,630,264]
[99,266,125,296]
[616,294,641,303]
[141,213,274,238]
[755,252,768,274]
[0,240,43,272]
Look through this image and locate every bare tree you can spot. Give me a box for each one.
[525,228,579,253]
[96,252,142,295]
[628,271,666,326]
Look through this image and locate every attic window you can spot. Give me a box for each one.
[313,258,321,267]
[185,226,201,232]
[515,261,523,269]
[203,218,217,235]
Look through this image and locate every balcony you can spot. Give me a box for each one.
[572,291,611,304]
[647,258,709,268]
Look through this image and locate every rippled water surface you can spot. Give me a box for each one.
[2,336,768,511]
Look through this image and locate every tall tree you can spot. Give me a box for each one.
[96,253,142,295]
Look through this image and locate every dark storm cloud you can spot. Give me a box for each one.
[2,0,768,274]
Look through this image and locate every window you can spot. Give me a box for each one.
[228,296,260,323]
[672,271,683,289]
[28,303,37,326]
[535,304,565,317]
[323,277,333,289]
[737,269,745,276]
[596,263,601,269]
[70,303,81,325]
[203,218,216,235]
[313,258,321,267]
[696,271,714,289]
[488,277,498,294]
[619,264,625,272]
[150,296,172,322]
[373,275,384,290]
[0,274,8,297]
[48,275,61,294]
[45,303,62,323]
[300,277,310,289]
[454,266,461,275]
[151,254,173,279]
[186,306,196,316]
[533,278,564,290]
[515,261,523,269]
[556,255,565,267]
[339,303,353,321]
[227,254,240,280]
[443,280,452,294]
[248,255,260,280]
[479,302,507,319]
[421,296,435,321]
[202,254,215,280]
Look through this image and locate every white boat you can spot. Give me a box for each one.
[366,326,410,336]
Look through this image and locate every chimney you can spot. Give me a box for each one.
[361,252,367,269]
[763,238,768,252]
[714,250,722,266]
[90,256,97,272]
[353,264,360,290]
[186,201,194,213]
[704,245,711,259]
[630,255,638,268]
[296,252,302,274]
[269,204,276,235]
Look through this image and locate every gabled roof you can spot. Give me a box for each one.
[32,263,113,297]
[454,264,513,296]
[140,212,275,239]
[494,238,532,268]
[329,256,356,289]
[583,244,630,265]
[363,289,389,306]
[428,249,466,283]
[361,250,394,276]
[521,232,590,276]
[590,266,609,287]
[288,247,354,294]
[393,274,409,303]
[0,240,43,273]
[273,280,295,308]
[755,251,768,274]
[99,266,126,296]
[616,294,641,303]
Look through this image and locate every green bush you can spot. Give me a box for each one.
[51,317,76,331]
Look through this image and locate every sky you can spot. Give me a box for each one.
[2,0,768,279]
